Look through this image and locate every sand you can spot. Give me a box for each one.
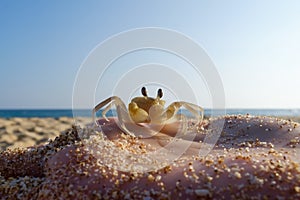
[0,116,299,151]
[1,115,300,199]
[0,117,90,151]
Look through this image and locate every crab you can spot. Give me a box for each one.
[92,87,204,137]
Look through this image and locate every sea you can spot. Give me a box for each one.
[0,109,300,118]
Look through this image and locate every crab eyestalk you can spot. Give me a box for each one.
[157,88,163,99]
[141,87,148,97]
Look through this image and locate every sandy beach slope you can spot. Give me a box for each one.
[1,116,299,151]
[0,115,300,199]
[0,117,90,151]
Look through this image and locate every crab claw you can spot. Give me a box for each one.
[148,104,166,124]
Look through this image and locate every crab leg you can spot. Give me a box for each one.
[92,96,132,121]
[93,96,158,137]
[181,102,204,123]
[92,96,119,123]
[102,104,113,121]
[163,101,204,124]
[92,96,134,136]
[93,96,131,123]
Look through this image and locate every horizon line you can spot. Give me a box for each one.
[0,108,300,110]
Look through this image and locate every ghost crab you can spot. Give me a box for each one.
[92,87,204,137]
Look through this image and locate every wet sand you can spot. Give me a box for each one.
[1,115,300,199]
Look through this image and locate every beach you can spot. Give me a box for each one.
[1,116,300,151]
[0,117,90,151]
[1,115,300,199]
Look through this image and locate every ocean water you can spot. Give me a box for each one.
[0,109,299,118]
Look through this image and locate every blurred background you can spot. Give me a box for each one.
[0,0,299,109]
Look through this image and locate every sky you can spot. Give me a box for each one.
[0,1,300,109]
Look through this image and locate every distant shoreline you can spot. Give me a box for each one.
[0,109,300,118]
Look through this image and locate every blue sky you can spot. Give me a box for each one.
[0,1,300,109]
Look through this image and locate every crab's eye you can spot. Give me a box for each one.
[157,88,163,98]
[142,87,148,97]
